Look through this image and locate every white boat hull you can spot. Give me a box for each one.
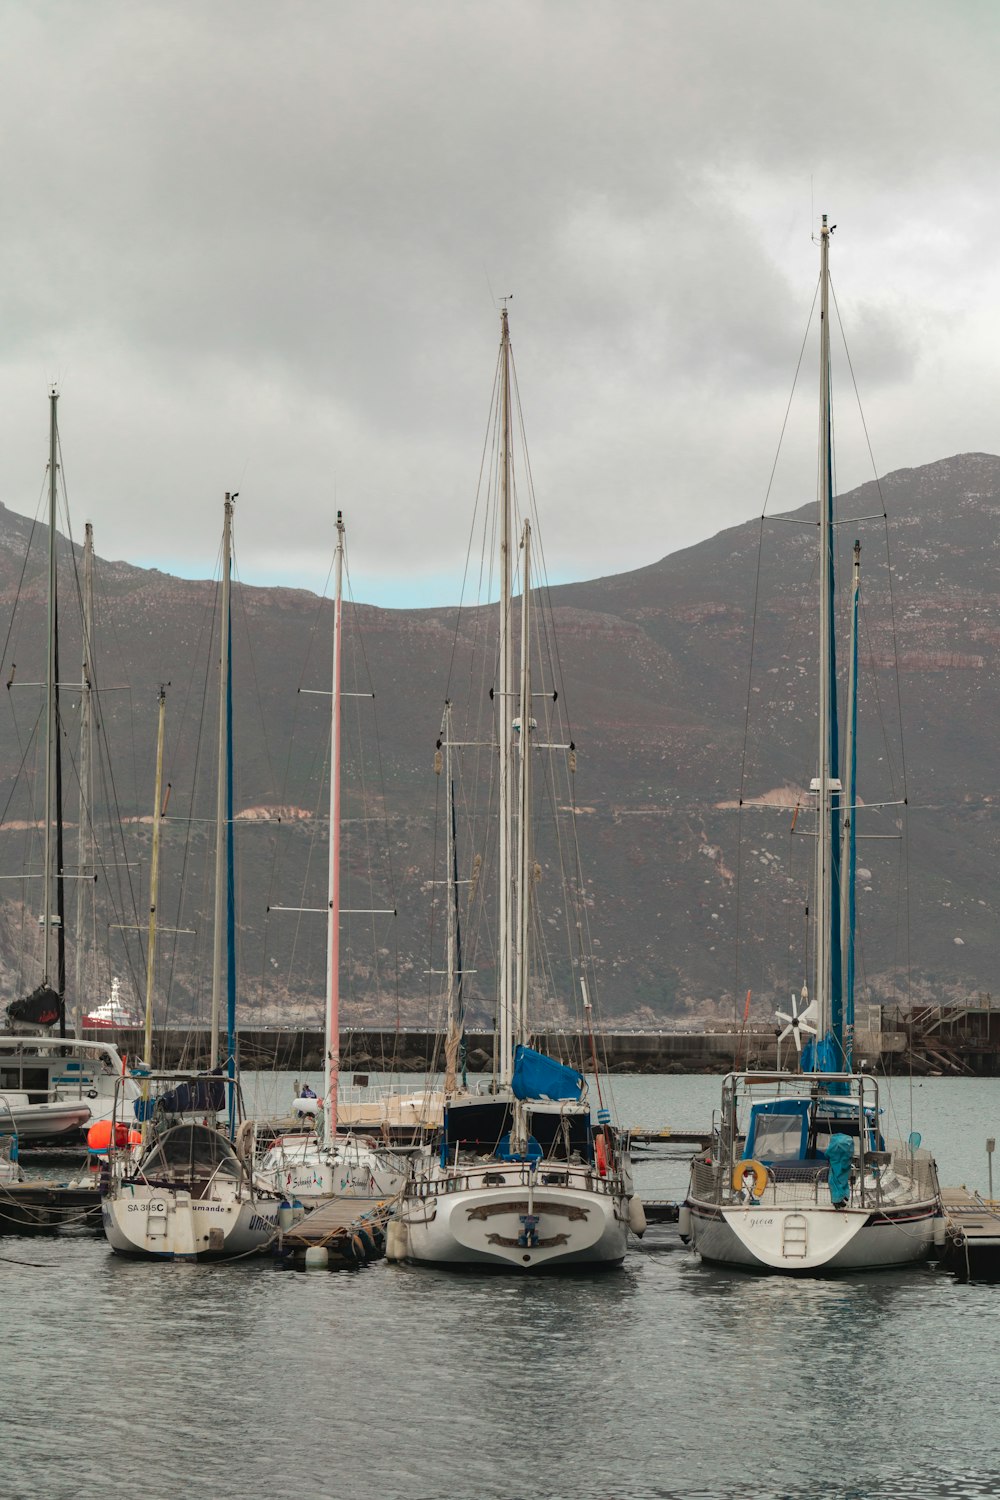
[688,1197,936,1272]
[257,1136,406,1205]
[102,1185,280,1260]
[2,1100,93,1140]
[400,1181,628,1270]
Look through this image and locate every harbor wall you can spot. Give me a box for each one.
[110,1021,918,1075]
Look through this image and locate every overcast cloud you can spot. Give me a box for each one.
[2,1,998,604]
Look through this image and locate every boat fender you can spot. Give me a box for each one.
[678,1205,692,1241]
[627,1195,647,1237]
[357,1227,376,1257]
[594,1131,608,1177]
[278,1201,295,1232]
[933,1215,946,1250]
[731,1159,768,1202]
[386,1219,408,1261]
[351,1233,366,1261]
[292,1199,306,1223]
[304,1246,328,1270]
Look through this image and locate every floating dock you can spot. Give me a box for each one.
[279,1197,391,1268]
[937,1187,1000,1277]
[629,1126,711,1148]
[0,1179,101,1233]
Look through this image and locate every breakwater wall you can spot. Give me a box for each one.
[111,1023,903,1075]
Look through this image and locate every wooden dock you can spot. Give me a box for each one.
[629,1127,711,1148]
[938,1186,1000,1277]
[279,1196,392,1267]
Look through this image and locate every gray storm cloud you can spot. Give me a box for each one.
[1,0,997,602]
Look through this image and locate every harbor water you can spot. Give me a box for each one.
[3,1073,1000,1500]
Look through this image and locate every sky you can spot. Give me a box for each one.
[2,0,999,607]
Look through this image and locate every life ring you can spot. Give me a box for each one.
[732,1159,769,1198]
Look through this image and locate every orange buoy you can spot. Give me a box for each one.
[87,1120,137,1152]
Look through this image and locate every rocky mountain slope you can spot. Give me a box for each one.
[1,452,998,1028]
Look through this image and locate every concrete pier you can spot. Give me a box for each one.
[105,1021,904,1075]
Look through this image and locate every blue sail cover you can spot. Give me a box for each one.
[801,412,848,1091]
[511,1045,583,1102]
[801,1035,840,1075]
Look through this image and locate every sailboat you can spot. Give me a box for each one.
[101,495,282,1259]
[255,512,407,1206]
[683,217,940,1273]
[2,389,142,1142]
[392,307,641,1270]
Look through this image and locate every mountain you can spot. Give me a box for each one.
[1,452,998,1029]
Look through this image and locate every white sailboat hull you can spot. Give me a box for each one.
[257,1135,406,1205]
[102,1184,280,1260]
[400,1177,628,1269]
[688,1197,936,1272]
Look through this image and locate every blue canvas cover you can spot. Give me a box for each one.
[743,1098,810,1163]
[511,1045,583,1102]
[157,1071,227,1116]
[496,1132,543,1162]
[826,1132,854,1207]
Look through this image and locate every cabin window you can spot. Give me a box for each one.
[750,1112,804,1160]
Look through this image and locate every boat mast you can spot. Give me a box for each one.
[497,305,515,1085]
[839,539,861,1070]
[72,523,95,1039]
[813,214,842,1051]
[515,520,533,1049]
[324,511,345,1150]
[144,685,167,1067]
[442,700,465,1095]
[209,494,233,1069]
[42,387,61,1020]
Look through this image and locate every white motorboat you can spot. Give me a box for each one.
[0,1033,141,1140]
[83,978,142,1030]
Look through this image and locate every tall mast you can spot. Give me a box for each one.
[839,540,861,1070]
[42,388,59,995]
[515,520,533,1049]
[324,511,345,1149]
[814,214,837,1046]
[497,305,515,1084]
[442,700,463,1095]
[145,685,167,1067]
[209,494,233,1069]
[73,523,95,1038]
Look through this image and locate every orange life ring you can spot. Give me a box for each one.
[732,1159,769,1198]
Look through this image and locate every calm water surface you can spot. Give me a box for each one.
[3,1074,1000,1500]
